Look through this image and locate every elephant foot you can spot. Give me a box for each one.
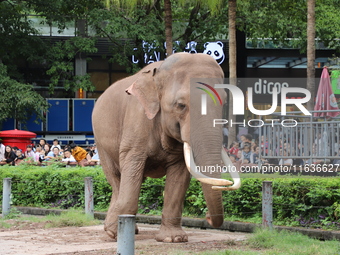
[104,223,139,240]
[106,229,117,240]
[104,224,117,240]
[155,226,188,243]
[104,220,118,240]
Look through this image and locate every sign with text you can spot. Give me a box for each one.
[132,40,226,65]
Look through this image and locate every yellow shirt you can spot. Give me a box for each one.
[72,146,87,162]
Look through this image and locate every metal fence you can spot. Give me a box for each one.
[258,110,340,164]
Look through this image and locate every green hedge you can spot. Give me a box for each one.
[0,165,339,228]
[221,177,340,228]
[0,164,111,210]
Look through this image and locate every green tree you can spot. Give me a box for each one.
[0,0,101,126]
[238,0,340,51]
[0,64,49,126]
[307,0,316,111]
[0,1,46,77]
[238,0,340,111]
[91,1,228,72]
[0,0,99,93]
[228,0,237,146]
[44,37,98,94]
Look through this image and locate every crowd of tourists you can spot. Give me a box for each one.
[224,129,340,168]
[0,139,100,167]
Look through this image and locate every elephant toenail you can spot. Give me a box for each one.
[174,236,182,242]
[106,230,116,239]
[163,237,172,243]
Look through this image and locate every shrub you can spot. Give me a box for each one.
[0,165,339,228]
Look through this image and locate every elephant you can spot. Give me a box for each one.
[92,52,241,243]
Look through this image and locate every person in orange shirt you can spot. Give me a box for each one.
[70,143,91,166]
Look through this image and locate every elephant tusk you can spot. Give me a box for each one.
[183,142,233,186]
[212,147,241,190]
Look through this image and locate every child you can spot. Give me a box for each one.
[25,145,35,161]
[241,145,252,164]
[229,141,239,156]
[236,149,243,160]
[252,146,260,164]
[240,134,252,149]
[50,139,61,150]
[62,150,77,163]
[45,147,62,161]
[39,148,46,163]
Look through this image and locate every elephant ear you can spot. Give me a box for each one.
[125,68,160,120]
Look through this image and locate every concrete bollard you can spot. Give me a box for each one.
[2,178,12,218]
[262,181,273,229]
[116,214,136,255]
[84,177,94,217]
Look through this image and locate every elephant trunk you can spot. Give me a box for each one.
[183,142,233,186]
[183,142,240,189]
[201,182,224,227]
[181,82,240,228]
[183,141,241,228]
[184,138,238,227]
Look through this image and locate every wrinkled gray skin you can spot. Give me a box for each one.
[92,53,227,242]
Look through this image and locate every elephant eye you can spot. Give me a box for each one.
[177,103,186,110]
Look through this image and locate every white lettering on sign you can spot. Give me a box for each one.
[44,135,86,141]
[184,41,197,53]
[254,79,289,94]
[132,40,226,65]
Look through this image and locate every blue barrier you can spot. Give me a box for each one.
[2,99,96,143]
[72,99,95,132]
[22,113,43,132]
[1,118,15,130]
[46,99,69,132]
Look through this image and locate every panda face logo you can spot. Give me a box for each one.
[203,41,225,65]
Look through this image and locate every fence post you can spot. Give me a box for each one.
[84,177,94,217]
[262,181,273,229]
[116,214,135,255]
[2,178,12,218]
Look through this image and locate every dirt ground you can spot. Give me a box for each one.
[0,219,250,255]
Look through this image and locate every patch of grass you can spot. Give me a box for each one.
[199,251,256,255]
[245,228,339,255]
[0,221,11,228]
[18,215,48,223]
[224,215,262,224]
[44,209,101,228]
[2,208,23,219]
[0,210,101,230]
[173,228,340,255]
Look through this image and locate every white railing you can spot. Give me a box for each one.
[259,109,340,164]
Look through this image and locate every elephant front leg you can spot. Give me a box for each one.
[105,196,140,240]
[104,158,145,240]
[156,164,191,242]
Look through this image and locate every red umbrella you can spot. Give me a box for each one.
[314,67,340,117]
